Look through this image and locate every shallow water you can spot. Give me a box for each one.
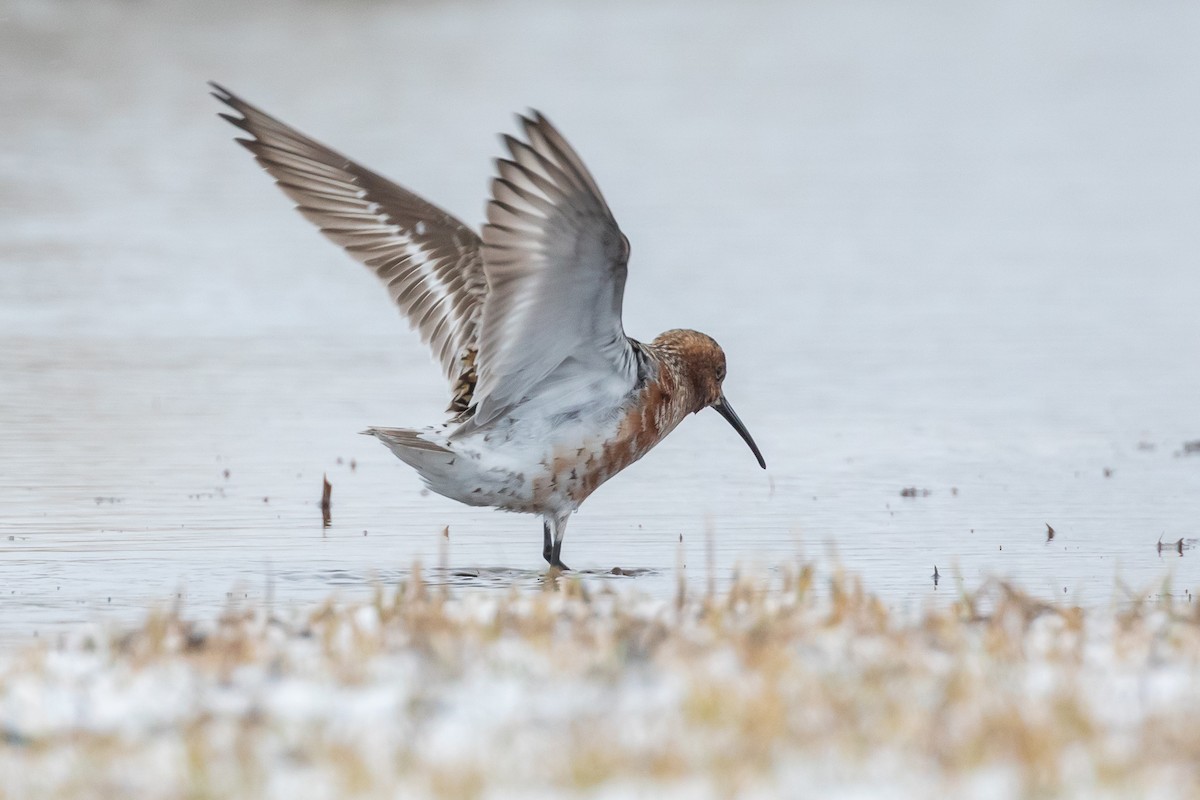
[2,0,1199,640]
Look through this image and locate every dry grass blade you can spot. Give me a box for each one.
[2,565,1200,799]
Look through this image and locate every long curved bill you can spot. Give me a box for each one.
[712,395,766,469]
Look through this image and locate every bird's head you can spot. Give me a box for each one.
[653,329,766,469]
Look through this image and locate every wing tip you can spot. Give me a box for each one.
[210,84,256,140]
[208,81,241,112]
[499,132,523,156]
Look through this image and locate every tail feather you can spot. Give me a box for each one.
[361,426,451,454]
[362,426,496,509]
[362,426,457,487]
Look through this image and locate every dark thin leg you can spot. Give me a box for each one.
[550,537,570,571]
[542,520,553,565]
[548,512,571,571]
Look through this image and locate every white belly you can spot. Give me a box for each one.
[417,408,627,516]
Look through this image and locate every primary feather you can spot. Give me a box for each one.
[209,82,485,412]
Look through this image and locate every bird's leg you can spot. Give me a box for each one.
[542,519,553,565]
[548,512,571,571]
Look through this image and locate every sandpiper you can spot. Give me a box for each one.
[212,83,765,569]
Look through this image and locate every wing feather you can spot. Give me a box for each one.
[472,112,636,425]
[211,83,485,410]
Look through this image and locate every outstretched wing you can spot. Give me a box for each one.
[210,83,485,412]
[473,112,637,424]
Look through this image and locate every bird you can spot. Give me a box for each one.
[210,83,765,570]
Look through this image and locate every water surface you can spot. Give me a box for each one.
[3,0,1199,639]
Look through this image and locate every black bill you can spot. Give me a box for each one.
[712,395,766,469]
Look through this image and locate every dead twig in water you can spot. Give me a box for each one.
[1156,535,1187,557]
[321,474,332,528]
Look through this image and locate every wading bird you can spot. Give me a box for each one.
[212,84,765,569]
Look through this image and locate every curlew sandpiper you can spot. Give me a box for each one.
[211,83,765,569]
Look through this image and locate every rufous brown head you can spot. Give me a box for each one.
[653,329,766,469]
